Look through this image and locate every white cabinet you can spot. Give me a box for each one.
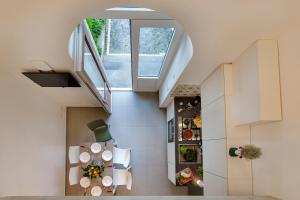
[203,171,228,196]
[202,139,228,178]
[232,40,282,125]
[201,67,225,107]
[202,97,226,140]
[201,66,228,195]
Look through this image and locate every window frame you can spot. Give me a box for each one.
[131,19,182,91]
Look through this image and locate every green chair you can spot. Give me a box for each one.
[87,119,113,142]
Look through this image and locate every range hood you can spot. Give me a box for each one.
[22,72,80,87]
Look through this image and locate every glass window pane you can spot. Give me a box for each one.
[102,19,132,88]
[84,42,105,98]
[86,18,132,89]
[138,27,175,77]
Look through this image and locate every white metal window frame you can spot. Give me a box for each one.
[73,21,112,113]
[131,19,182,91]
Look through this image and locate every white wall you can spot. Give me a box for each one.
[251,26,300,200]
[0,68,66,196]
[159,33,193,107]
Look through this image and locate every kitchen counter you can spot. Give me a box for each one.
[166,97,203,194]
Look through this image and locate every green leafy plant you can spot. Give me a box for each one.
[183,149,197,162]
[195,166,203,176]
[82,162,105,179]
[241,145,262,160]
[86,18,107,56]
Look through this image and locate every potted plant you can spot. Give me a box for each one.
[229,144,262,160]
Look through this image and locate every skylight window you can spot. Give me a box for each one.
[138,27,175,77]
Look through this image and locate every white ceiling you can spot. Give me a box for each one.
[0,0,297,106]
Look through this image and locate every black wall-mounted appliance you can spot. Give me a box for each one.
[22,72,81,87]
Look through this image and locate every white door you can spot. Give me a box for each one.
[131,20,182,91]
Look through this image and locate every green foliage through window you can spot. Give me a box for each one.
[86,18,107,56]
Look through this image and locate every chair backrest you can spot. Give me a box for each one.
[87,119,107,131]
[113,147,131,168]
[69,166,79,186]
[113,168,132,190]
[87,119,112,142]
[68,146,80,164]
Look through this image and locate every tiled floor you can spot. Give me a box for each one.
[66,91,187,195]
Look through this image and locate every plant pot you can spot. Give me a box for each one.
[229,147,241,157]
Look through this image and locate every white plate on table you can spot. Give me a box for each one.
[102,150,112,161]
[102,176,113,187]
[79,177,91,188]
[79,152,90,163]
[90,143,102,154]
[91,186,102,196]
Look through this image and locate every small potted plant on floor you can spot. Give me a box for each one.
[229,144,262,160]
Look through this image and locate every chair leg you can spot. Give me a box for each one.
[112,138,117,147]
[113,185,117,195]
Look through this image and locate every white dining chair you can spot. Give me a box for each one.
[69,166,79,186]
[68,146,80,164]
[112,168,132,195]
[113,147,131,168]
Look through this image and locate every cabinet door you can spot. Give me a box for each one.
[201,67,225,107]
[202,97,226,140]
[204,171,228,195]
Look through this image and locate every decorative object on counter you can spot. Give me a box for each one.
[229,144,262,160]
[176,96,201,113]
[82,162,105,179]
[176,168,194,185]
[196,179,204,187]
[183,118,190,128]
[195,166,203,177]
[183,129,193,140]
[177,108,183,113]
[193,115,202,128]
[185,96,201,111]
[179,144,201,163]
[87,119,113,142]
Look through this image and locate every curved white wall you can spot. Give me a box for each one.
[159,33,193,107]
